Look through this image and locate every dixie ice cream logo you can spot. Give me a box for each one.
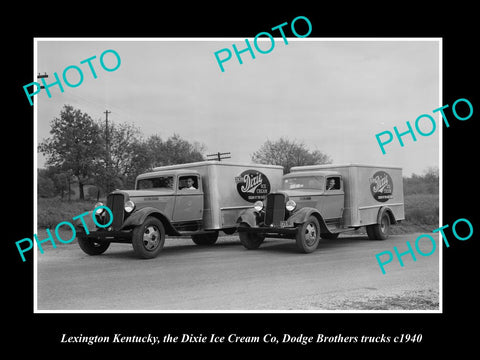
[235,170,271,202]
[369,171,393,202]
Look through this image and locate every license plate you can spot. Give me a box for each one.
[279,221,288,228]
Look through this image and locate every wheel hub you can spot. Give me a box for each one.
[304,223,317,245]
[143,226,160,250]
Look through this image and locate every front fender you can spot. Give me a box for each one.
[236,207,259,228]
[286,207,318,225]
[73,210,97,234]
[122,207,172,230]
[286,207,329,233]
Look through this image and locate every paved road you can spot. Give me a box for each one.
[36,231,440,311]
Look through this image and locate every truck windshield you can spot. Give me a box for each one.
[137,176,174,190]
[282,176,324,190]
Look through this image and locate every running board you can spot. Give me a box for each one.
[175,230,218,237]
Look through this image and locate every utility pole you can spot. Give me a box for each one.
[104,110,111,163]
[104,110,112,192]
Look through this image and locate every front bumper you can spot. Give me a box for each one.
[237,225,298,236]
[77,229,132,243]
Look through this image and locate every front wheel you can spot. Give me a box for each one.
[296,216,320,253]
[132,216,165,259]
[238,223,265,250]
[366,213,391,240]
[78,233,110,255]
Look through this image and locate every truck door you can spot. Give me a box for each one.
[172,174,204,223]
[321,176,344,220]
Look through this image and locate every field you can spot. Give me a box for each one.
[37,193,439,233]
[394,193,439,233]
[37,198,98,228]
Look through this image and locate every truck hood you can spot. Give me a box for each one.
[112,189,174,198]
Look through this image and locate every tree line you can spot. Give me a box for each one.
[38,105,205,199]
[403,166,439,195]
[38,105,333,200]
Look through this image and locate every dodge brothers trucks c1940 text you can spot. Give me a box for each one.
[74,161,283,258]
[237,164,405,253]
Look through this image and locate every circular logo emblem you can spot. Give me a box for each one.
[369,171,394,202]
[235,170,271,203]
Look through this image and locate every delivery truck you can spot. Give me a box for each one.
[236,163,405,253]
[75,161,283,258]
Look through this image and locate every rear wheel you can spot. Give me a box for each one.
[295,216,320,253]
[192,232,219,245]
[78,233,110,255]
[238,223,265,250]
[132,217,165,259]
[366,212,391,240]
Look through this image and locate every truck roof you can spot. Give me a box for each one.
[151,160,283,172]
[138,161,284,180]
[290,163,403,172]
[283,170,340,178]
[137,169,199,179]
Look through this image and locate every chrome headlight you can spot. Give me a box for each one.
[124,200,135,213]
[286,200,297,212]
[253,200,264,212]
[94,202,105,215]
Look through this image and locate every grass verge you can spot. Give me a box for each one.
[37,198,97,228]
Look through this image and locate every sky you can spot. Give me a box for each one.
[35,38,441,176]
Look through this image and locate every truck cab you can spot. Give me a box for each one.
[134,170,204,229]
[282,171,345,221]
[75,169,217,259]
[237,164,404,253]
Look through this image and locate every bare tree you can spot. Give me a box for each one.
[252,137,332,173]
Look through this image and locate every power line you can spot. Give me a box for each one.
[37,72,48,89]
[206,152,231,161]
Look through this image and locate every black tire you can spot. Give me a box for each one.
[295,216,320,253]
[77,234,110,255]
[192,232,219,245]
[238,223,265,250]
[366,225,376,240]
[366,212,391,240]
[321,232,339,240]
[222,227,237,235]
[131,216,165,259]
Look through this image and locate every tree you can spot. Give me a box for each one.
[96,120,149,192]
[38,105,104,200]
[37,169,56,198]
[403,166,439,195]
[251,137,332,173]
[145,133,205,168]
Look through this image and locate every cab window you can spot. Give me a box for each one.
[282,176,324,190]
[326,176,341,191]
[137,176,173,190]
[179,176,199,190]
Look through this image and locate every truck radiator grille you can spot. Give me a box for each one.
[102,193,124,231]
[264,193,285,226]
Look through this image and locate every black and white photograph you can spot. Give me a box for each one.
[6,6,478,355]
[33,38,441,312]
